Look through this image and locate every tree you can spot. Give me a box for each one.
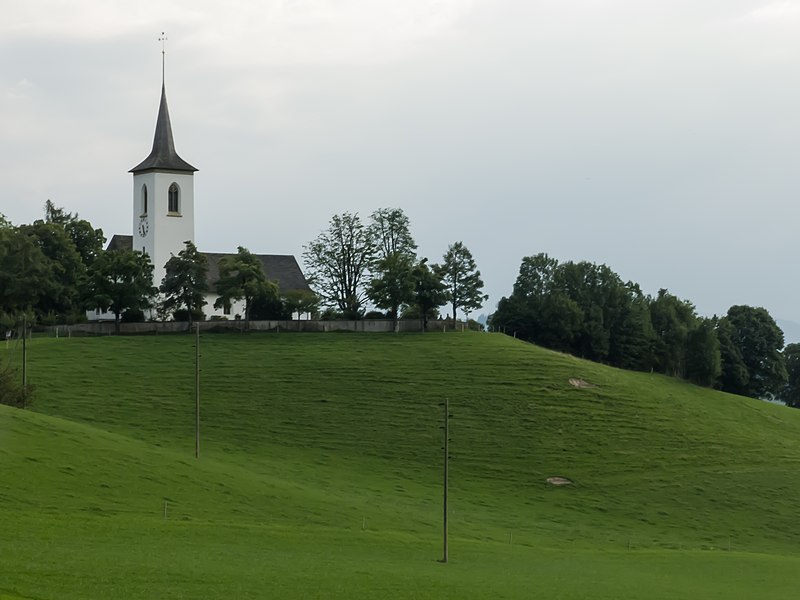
[0,366,32,409]
[608,284,655,371]
[408,259,446,331]
[718,305,787,398]
[684,317,721,387]
[648,289,697,377]
[303,212,376,319]
[19,221,85,322]
[160,241,209,328]
[778,343,800,408]
[435,242,487,323]
[369,207,416,261]
[716,316,749,394]
[214,247,277,330]
[367,252,416,331]
[282,289,320,320]
[249,289,290,320]
[491,253,571,346]
[44,200,105,267]
[0,226,55,319]
[85,249,156,333]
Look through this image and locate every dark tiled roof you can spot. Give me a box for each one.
[203,252,311,293]
[129,84,197,174]
[104,236,309,293]
[106,234,133,251]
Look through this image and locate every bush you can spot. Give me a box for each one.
[121,308,145,323]
[249,294,290,320]
[363,310,387,319]
[173,308,206,322]
[319,308,345,321]
[0,368,33,408]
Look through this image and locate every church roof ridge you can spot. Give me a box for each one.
[130,83,197,174]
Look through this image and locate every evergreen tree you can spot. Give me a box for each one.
[435,242,487,322]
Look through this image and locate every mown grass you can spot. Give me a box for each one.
[2,331,800,598]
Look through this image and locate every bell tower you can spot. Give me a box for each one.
[129,38,197,290]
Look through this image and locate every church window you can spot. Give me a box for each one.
[223,303,231,316]
[168,183,180,214]
[142,184,148,214]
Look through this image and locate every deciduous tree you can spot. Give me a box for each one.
[214,247,277,330]
[44,200,105,267]
[718,305,787,398]
[684,317,721,387]
[367,252,415,330]
[303,212,376,319]
[406,259,446,331]
[369,207,416,261]
[86,250,156,333]
[778,343,800,408]
[0,226,55,319]
[160,241,209,327]
[282,289,320,320]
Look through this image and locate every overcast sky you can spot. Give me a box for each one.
[3,1,800,335]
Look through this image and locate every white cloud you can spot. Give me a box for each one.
[3,78,33,100]
[2,0,481,67]
[743,1,800,21]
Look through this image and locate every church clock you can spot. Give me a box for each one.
[138,216,149,237]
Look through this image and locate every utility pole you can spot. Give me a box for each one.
[195,321,200,459]
[441,396,450,563]
[21,315,27,391]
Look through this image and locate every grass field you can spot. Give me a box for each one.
[2,331,800,598]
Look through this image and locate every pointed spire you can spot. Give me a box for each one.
[130,37,197,174]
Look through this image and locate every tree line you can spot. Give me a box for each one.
[302,208,487,330]
[0,204,489,336]
[0,203,313,334]
[490,253,799,404]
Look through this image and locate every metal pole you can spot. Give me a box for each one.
[443,396,449,563]
[195,321,200,459]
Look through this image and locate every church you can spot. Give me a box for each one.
[92,73,310,321]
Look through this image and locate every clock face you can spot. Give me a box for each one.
[138,217,149,237]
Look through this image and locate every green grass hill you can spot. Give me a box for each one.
[2,332,800,599]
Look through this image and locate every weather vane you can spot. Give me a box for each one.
[159,31,168,83]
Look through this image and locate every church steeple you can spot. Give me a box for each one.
[130,36,197,299]
[129,83,197,173]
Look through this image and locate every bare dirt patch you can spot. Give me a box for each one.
[569,378,597,388]
[546,476,573,486]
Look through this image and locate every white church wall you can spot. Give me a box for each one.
[132,170,195,289]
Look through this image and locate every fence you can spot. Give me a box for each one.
[37,318,478,336]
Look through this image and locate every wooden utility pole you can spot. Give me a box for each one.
[21,315,27,389]
[195,321,200,459]
[442,396,450,563]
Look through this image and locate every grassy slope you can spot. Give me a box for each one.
[2,332,800,599]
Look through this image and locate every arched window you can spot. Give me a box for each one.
[168,183,180,214]
[142,184,148,214]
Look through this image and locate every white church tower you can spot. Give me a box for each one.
[129,72,197,290]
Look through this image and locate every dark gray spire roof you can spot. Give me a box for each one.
[130,84,197,174]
